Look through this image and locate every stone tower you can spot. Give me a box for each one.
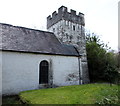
[47,6,89,84]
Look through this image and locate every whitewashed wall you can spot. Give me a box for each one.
[0,51,2,104]
[2,51,80,95]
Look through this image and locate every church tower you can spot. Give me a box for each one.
[47,6,89,83]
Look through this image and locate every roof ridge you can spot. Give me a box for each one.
[0,23,54,34]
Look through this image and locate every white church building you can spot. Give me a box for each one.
[0,6,89,95]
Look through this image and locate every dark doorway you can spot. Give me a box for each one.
[39,60,49,84]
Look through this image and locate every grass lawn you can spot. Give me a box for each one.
[19,83,119,104]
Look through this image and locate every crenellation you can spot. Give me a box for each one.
[78,12,84,16]
[52,11,58,17]
[58,6,67,13]
[47,6,85,29]
[70,9,76,15]
[47,15,52,20]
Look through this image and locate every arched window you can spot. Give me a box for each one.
[39,60,49,84]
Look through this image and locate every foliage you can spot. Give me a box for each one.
[95,84,120,104]
[19,84,119,104]
[2,95,22,104]
[95,96,118,104]
[86,33,119,83]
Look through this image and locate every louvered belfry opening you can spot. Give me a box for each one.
[39,60,49,84]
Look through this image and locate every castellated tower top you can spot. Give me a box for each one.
[47,6,85,29]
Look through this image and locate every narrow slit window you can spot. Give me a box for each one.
[73,25,75,31]
[53,28,55,32]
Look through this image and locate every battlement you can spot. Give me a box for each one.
[47,6,85,29]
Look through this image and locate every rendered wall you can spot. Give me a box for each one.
[0,51,2,105]
[2,51,80,95]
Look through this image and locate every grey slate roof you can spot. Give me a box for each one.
[0,23,79,56]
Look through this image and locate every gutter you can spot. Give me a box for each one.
[73,46,83,85]
[0,49,79,57]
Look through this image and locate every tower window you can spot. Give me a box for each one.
[73,25,75,31]
[53,28,55,32]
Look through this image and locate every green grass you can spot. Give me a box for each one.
[19,83,119,104]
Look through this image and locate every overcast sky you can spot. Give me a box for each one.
[0,0,119,51]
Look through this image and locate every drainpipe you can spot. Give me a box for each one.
[80,57,83,84]
[73,46,83,85]
[78,55,83,85]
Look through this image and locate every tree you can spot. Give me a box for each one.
[86,33,118,83]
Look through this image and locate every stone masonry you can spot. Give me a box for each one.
[47,6,90,83]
